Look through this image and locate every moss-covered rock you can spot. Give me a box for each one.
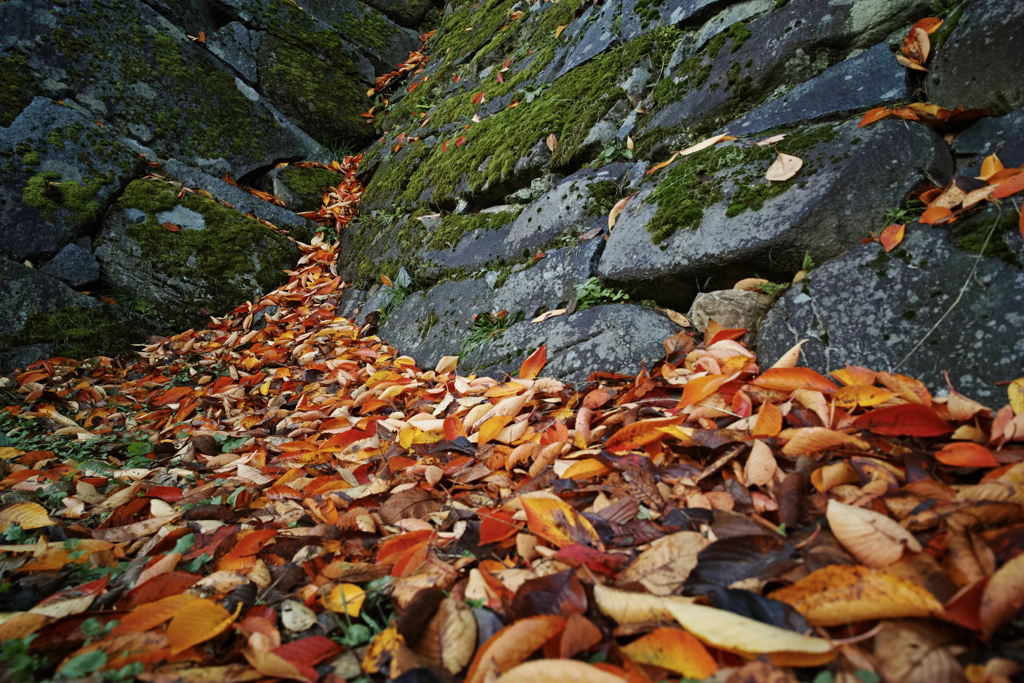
[93,178,300,329]
[0,97,141,261]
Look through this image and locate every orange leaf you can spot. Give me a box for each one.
[605,415,686,452]
[858,107,891,127]
[465,615,567,683]
[912,17,943,34]
[456,136,466,147]
[645,152,678,175]
[153,386,193,406]
[519,345,547,379]
[708,327,747,345]
[112,593,198,636]
[520,495,601,549]
[478,509,522,545]
[377,530,434,565]
[852,403,952,437]
[992,172,1024,199]
[166,598,241,655]
[935,442,1000,468]
[479,415,516,445]
[471,91,485,105]
[919,206,952,224]
[879,223,905,252]
[679,375,730,409]
[621,627,718,679]
[752,401,782,438]
[751,367,838,394]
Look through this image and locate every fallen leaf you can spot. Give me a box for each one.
[826,499,922,568]
[879,223,905,252]
[621,627,718,678]
[979,553,1024,639]
[765,151,802,181]
[678,133,736,156]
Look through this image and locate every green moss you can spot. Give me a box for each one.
[52,27,95,61]
[902,309,916,320]
[332,5,395,51]
[22,152,40,166]
[105,179,297,325]
[22,172,105,222]
[282,166,345,195]
[0,305,141,361]
[587,180,620,216]
[726,22,752,53]
[0,53,38,127]
[725,180,792,217]
[951,210,1022,267]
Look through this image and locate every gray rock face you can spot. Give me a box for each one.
[377,240,602,369]
[598,119,954,310]
[359,0,431,28]
[258,165,345,214]
[0,98,141,261]
[730,42,909,136]
[927,0,1024,113]
[39,243,101,288]
[208,22,262,84]
[756,209,1024,404]
[645,0,929,136]
[463,304,680,383]
[0,0,321,178]
[620,0,735,43]
[951,109,1024,176]
[0,258,98,338]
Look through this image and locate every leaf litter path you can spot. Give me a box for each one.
[2,165,1024,683]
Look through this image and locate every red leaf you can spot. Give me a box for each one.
[274,636,342,667]
[519,345,547,379]
[497,72,504,83]
[935,442,1000,467]
[153,386,193,406]
[708,327,747,345]
[992,172,1024,199]
[442,140,449,153]
[859,108,891,127]
[852,403,952,437]
[478,509,521,545]
[472,91,485,105]
[456,136,466,147]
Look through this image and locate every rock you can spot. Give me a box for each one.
[376,240,601,369]
[463,304,680,383]
[0,258,98,337]
[620,0,734,43]
[359,0,432,28]
[756,207,1024,405]
[162,160,316,240]
[93,176,301,330]
[644,0,930,138]
[259,165,346,214]
[598,119,954,310]
[39,243,101,288]
[0,0,321,178]
[552,0,621,80]
[207,22,262,84]
[730,42,909,136]
[951,109,1024,176]
[927,0,1024,113]
[0,98,141,261]
[338,286,369,320]
[687,289,773,345]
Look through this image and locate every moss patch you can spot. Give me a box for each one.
[22,172,106,222]
[951,210,1022,267]
[587,180,620,216]
[104,179,298,326]
[282,166,345,196]
[0,52,38,127]
[0,305,141,361]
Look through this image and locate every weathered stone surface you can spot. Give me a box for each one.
[39,243,101,288]
[756,208,1024,404]
[463,304,680,383]
[644,0,930,138]
[927,0,1024,114]
[620,0,734,43]
[207,22,262,84]
[548,0,620,80]
[0,0,321,177]
[730,42,908,136]
[376,240,602,368]
[359,0,432,28]
[0,98,141,261]
[687,288,772,345]
[951,109,1024,176]
[0,258,98,338]
[94,177,300,329]
[163,159,316,239]
[598,119,954,310]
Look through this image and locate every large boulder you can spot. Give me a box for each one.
[93,176,301,330]
[756,207,1024,405]
[597,119,954,310]
[0,0,320,178]
[0,98,141,261]
[0,259,136,371]
[927,0,1024,114]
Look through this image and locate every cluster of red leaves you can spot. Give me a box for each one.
[858,102,989,136]
[866,151,1024,253]
[361,31,436,121]
[293,156,366,233]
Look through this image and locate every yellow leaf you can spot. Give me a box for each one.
[645,152,679,176]
[768,564,945,626]
[608,194,633,228]
[520,495,601,549]
[411,597,477,675]
[554,24,569,38]
[561,459,612,481]
[322,583,366,617]
[0,447,25,460]
[766,152,803,181]
[977,153,1004,181]
[594,584,835,666]
[1009,377,1024,415]
[833,385,896,409]
[494,659,625,683]
[0,502,53,531]
[112,593,199,636]
[677,133,736,157]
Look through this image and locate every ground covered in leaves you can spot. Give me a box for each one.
[3,28,1024,683]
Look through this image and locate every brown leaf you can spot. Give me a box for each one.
[980,553,1024,639]
[411,597,477,674]
[765,152,803,181]
[380,488,442,525]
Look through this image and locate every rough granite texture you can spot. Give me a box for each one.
[0,258,99,337]
[38,243,101,288]
[756,210,1024,404]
